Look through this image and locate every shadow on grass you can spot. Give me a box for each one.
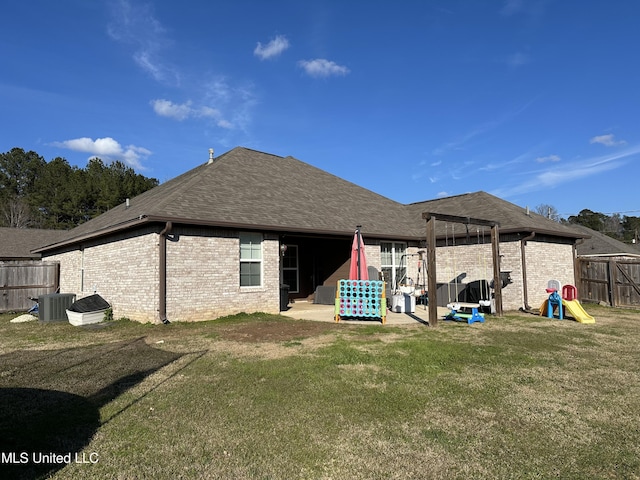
[403,311,430,326]
[0,338,185,480]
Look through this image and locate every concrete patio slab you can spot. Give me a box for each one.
[280,301,452,326]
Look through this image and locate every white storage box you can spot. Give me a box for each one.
[390,294,416,313]
[66,309,108,326]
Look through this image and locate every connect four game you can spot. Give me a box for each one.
[335,279,387,324]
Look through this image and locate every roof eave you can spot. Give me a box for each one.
[35,214,421,253]
[33,216,151,253]
[143,215,420,241]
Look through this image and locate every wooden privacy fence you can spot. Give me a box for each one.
[0,262,60,313]
[578,258,640,307]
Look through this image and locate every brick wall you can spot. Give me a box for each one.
[414,239,575,311]
[45,228,159,322]
[165,227,280,322]
[523,241,575,309]
[48,248,81,294]
[44,226,281,323]
[45,227,577,320]
[498,241,524,311]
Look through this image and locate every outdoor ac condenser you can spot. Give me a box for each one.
[39,293,76,322]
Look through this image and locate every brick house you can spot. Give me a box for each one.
[35,147,585,322]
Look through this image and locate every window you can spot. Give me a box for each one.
[282,245,299,293]
[240,232,263,287]
[380,242,406,288]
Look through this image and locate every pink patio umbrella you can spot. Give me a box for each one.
[349,226,369,281]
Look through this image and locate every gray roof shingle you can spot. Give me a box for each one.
[40,147,416,250]
[0,227,68,259]
[406,191,585,238]
[571,224,640,257]
[36,148,587,252]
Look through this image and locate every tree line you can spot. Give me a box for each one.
[535,204,640,245]
[0,148,159,230]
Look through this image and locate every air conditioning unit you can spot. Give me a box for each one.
[39,293,76,322]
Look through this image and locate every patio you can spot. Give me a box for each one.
[281,300,451,326]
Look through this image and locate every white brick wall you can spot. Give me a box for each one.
[397,239,575,312]
[499,242,524,311]
[45,226,280,323]
[46,229,159,322]
[523,241,575,309]
[165,228,280,322]
[45,227,577,321]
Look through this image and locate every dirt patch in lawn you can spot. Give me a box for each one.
[216,320,343,343]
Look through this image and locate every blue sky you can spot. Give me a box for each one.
[2,0,639,219]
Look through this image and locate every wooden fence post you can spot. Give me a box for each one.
[426,215,437,327]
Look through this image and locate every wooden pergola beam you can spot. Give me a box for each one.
[422,212,498,228]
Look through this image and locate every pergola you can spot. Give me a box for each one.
[422,212,503,326]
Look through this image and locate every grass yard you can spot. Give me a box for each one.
[1,304,639,479]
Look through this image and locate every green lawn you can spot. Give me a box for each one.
[1,305,639,479]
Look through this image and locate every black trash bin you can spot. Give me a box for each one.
[280,284,290,311]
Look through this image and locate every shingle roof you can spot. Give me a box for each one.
[36,148,586,253]
[0,227,68,259]
[571,224,640,257]
[406,191,585,238]
[39,147,417,250]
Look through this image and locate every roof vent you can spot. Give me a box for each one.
[208,148,214,164]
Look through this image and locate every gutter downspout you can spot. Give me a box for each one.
[573,238,585,296]
[159,221,173,324]
[520,231,536,310]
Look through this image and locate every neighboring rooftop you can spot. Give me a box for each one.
[0,227,68,260]
[571,224,640,257]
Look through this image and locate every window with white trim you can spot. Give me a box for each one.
[380,242,406,288]
[240,232,263,287]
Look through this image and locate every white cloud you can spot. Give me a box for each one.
[202,78,258,131]
[590,134,627,147]
[478,150,535,172]
[108,1,257,133]
[536,154,561,163]
[52,137,151,170]
[107,0,179,85]
[151,99,193,121]
[492,144,640,198]
[254,35,290,60]
[151,89,254,131]
[298,59,350,78]
[150,99,232,129]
